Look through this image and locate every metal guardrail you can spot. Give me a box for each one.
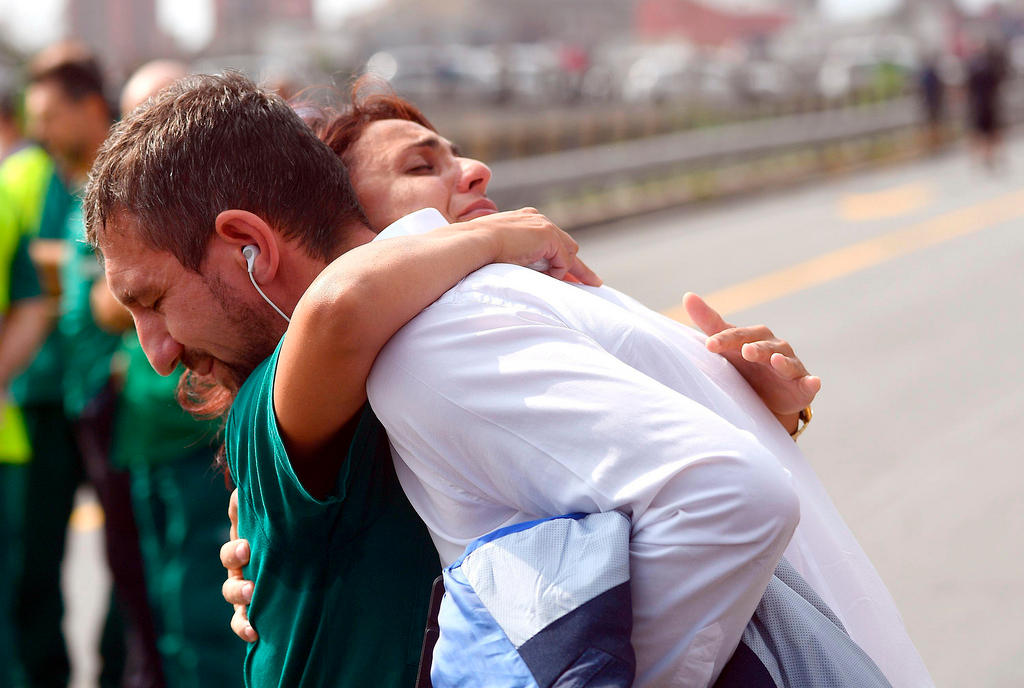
[486,85,1024,215]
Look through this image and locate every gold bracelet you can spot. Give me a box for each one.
[790,406,813,440]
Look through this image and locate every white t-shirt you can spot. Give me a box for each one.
[367,209,932,687]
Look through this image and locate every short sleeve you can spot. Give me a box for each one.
[9,234,42,303]
[36,171,73,240]
[225,337,370,544]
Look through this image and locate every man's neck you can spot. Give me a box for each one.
[266,222,378,322]
[329,223,378,261]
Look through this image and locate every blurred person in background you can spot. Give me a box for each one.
[965,35,1008,169]
[1,52,82,688]
[16,42,165,688]
[0,74,61,688]
[0,70,60,260]
[0,176,56,688]
[88,58,245,688]
[0,71,27,161]
[917,55,946,152]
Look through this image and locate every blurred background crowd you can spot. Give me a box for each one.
[0,1,1020,688]
[3,0,1024,218]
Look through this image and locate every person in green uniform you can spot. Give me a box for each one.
[8,162,84,688]
[18,44,164,688]
[112,339,245,688]
[0,184,57,688]
[225,358,441,687]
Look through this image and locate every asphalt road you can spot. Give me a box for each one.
[65,139,1023,686]
[576,142,1024,687]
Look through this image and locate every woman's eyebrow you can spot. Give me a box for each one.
[406,136,442,151]
[406,135,459,156]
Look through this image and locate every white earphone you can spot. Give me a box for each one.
[242,244,259,271]
[242,244,290,323]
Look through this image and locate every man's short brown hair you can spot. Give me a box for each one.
[84,71,366,271]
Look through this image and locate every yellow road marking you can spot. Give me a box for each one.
[838,182,934,222]
[69,501,105,532]
[663,187,1024,322]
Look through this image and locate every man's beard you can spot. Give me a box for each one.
[190,272,285,393]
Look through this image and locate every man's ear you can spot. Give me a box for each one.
[213,209,281,283]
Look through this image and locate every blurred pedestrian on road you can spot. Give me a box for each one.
[918,56,946,152]
[965,37,1008,169]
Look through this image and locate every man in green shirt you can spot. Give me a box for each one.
[225,346,439,686]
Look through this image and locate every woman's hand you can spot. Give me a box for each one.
[684,292,821,434]
[459,207,601,286]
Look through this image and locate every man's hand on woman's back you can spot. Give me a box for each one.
[220,489,257,642]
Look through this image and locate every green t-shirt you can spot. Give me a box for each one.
[9,168,73,407]
[225,340,439,688]
[35,168,74,240]
[8,233,41,304]
[111,335,221,470]
[58,199,119,419]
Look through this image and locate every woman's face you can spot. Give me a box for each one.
[346,118,497,230]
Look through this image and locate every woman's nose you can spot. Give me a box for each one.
[458,157,492,193]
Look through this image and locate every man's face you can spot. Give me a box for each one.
[101,220,281,391]
[347,119,497,230]
[25,80,96,167]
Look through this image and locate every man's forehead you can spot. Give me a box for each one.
[100,223,169,298]
[95,218,138,265]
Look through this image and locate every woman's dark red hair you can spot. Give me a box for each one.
[295,74,437,168]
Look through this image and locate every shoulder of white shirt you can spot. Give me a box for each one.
[375,207,646,311]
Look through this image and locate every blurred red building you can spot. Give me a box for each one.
[211,0,314,54]
[66,0,175,78]
[635,0,791,46]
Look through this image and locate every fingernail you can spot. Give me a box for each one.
[245,624,256,641]
[242,582,253,602]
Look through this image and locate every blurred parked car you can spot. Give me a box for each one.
[817,34,918,99]
[365,44,502,103]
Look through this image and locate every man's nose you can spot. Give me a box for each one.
[457,157,492,194]
[135,316,182,376]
